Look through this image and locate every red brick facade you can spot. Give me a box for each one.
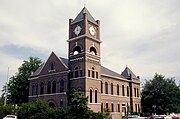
[29,7,141,119]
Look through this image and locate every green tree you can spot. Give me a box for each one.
[141,73,180,114]
[17,100,58,119]
[68,92,92,119]
[0,105,14,119]
[67,92,105,119]
[4,57,42,105]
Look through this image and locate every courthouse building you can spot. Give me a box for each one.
[28,7,141,118]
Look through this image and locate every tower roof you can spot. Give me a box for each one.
[73,7,96,24]
[121,66,138,79]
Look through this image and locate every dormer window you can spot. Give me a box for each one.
[49,62,56,72]
[90,47,97,55]
[50,63,54,70]
[73,46,81,55]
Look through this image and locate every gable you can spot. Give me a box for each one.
[31,52,68,77]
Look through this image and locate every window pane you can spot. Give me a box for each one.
[60,80,64,93]
[88,70,90,77]
[95,90,97,103]
[117,84,119,95]
[122,85,124,96]
[52,81,56,93]
[105,82,108,94]
[111,83,113,95]
[96,72,98,79]
[90,89,92,103]
[92,71,95,78]
[101,81,103,93]
[80,70,83,77]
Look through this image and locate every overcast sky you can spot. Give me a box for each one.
[0,0,180,93]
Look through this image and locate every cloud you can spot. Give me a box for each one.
[0,0,180,95]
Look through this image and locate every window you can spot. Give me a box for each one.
[111,83,113,95]
[135,104,137,112]
[47,81,51,94]
[96,72,98,79]
[70,71,73,78]
[106,103,108,109]
[95,90,97,103]
[134,88,136,97]
[73,46,81,55]
[80,70,83,77]
[90,47,97,55]
[122,85,125,96]
[90,89,92,103]
[117,84,119,95]
[88,70,90,77]
[111,103,114,112]
[35,84,38,95]
[101,103,103,112]
[52,81,56,93]
[137,88,139,97]
[105,82,108,94]
[50,62,54,70]
[60,80,64,93]
[118,104,120,112]
[40,82,44,94]
[92,67,95,78]
[32,85,34,96]
[101,81,103,93]
[60,100,63,108]
[127,86,129,97]
[75,67,78,78]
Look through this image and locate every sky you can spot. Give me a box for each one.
[0,0,180,94]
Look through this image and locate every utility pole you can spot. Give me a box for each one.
[4,67,9,106]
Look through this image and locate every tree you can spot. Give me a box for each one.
[67,92,92,119]
[4,57,42,105]
[141,73,180,114]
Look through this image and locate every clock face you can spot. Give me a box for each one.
[89,26,96,36]
[74,25,81,36]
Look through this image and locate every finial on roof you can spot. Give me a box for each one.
[126,64,128,67]
[83,0,86,7]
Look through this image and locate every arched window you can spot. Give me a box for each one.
[105,82,108,94]
[127,86,129,96]
[60,100,63,108]
[122,85,125,96]
[134,88,137,97]
[77,88,82,92]
[111,83,113,95]
[52,81,56,93]
[92,67,95,78]
[73,46,81,55]
[90,89,92,103]
[47,81,51,94]
[75,67,79,78]
[90,47,97,55]
[49,102,56,107]
[95,90,97,103]
[35,84,38,95]
[117,84,119,95]
[96,72,98,79]
[50,62,54,70]
[101,81,103,93]
[40,82,44,94]
[60,80,64,93]
[137,88,139,97]
[32,85,34,96]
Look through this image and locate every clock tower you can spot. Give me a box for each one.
[67,7,101,112]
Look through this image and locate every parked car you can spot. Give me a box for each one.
[3,115,17,119]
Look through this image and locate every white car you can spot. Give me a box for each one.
[3,115,17,119]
